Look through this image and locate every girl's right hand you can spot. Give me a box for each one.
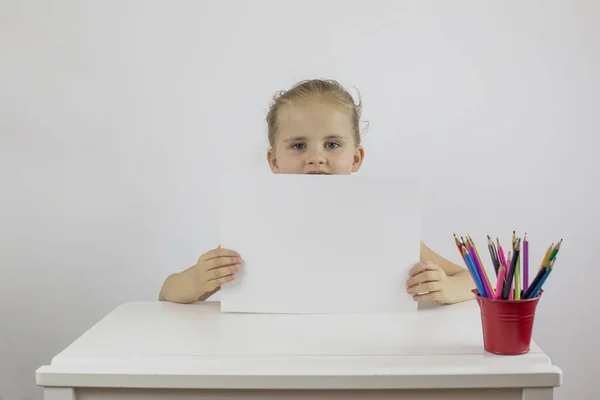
[191,246,243,293]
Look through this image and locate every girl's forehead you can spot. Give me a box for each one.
[278,101,353,136]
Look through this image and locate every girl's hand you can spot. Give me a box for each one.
[405,260,458,304]
[191,246,243,293]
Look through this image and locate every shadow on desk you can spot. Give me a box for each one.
[75,387,525,400]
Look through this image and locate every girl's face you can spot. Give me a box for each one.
[267,99,364,175]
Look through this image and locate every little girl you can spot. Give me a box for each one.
[159,79,476,305]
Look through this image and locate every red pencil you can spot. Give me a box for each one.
[454,234,466,265]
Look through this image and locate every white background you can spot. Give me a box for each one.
[1,1,598,399]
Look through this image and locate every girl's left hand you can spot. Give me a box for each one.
[405,261,453,304]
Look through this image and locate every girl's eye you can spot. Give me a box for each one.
[325,141,340,149]
[291,143,306,150]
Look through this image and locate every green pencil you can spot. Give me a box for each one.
[548,239,562,262]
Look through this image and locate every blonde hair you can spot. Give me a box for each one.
[266,79,362,147]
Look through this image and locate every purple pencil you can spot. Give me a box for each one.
[468,243,493,298]
[523,234,529,292]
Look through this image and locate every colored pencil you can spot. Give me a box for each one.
[548,239,562,262]
[501,239,521,300]
[506,250,514,300]
[491,237,500,271]
[525,259,556,299]
[515,239,521,300]
[454,234,466,264]
[462,246,486,297]
[496,238,508,270]
[494,264,505,299]
[523,234,529,292]
[457,233,561,301]
[523,256,552,299]
[539,244,553,272]
[467,240,494,298]
[487,235,500,274]
[467,234,494,297]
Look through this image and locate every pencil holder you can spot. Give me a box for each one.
[473,289,542,355]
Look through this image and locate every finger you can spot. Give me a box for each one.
[206,274,236,290]
[201,247,240,261]
[406,271,440,288]
[207,264,241,281]
[412,291,444,304]
[205,256,242,271]
[406,281,441,296]
[408,260,439,277]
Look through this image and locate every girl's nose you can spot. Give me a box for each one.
[306,154,326,165]
[305,146,327,165]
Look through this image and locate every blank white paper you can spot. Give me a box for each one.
[218,173,422,314]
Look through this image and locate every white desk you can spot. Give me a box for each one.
[36,300,562,400]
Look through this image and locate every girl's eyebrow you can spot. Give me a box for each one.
[283,135,346,143]
[324,135,346,140]
[284,136,307,143]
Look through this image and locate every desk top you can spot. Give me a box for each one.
[36,300,562,390]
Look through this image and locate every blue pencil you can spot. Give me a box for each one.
[525,259,555,299]
[463,246,486,297]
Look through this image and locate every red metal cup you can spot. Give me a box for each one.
[473,289,542,355]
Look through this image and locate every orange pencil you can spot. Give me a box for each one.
[494,264,505,299]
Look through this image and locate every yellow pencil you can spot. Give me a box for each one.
[539,244,553,271]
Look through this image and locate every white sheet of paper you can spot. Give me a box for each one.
[218,173,422,314]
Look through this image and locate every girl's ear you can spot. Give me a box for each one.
[352,146,365,172]
[267,148,279,173]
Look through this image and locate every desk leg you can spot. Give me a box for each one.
[522,388,553,400]
[44,388,75,400]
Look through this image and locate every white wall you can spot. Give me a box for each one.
[1,0,598,399]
